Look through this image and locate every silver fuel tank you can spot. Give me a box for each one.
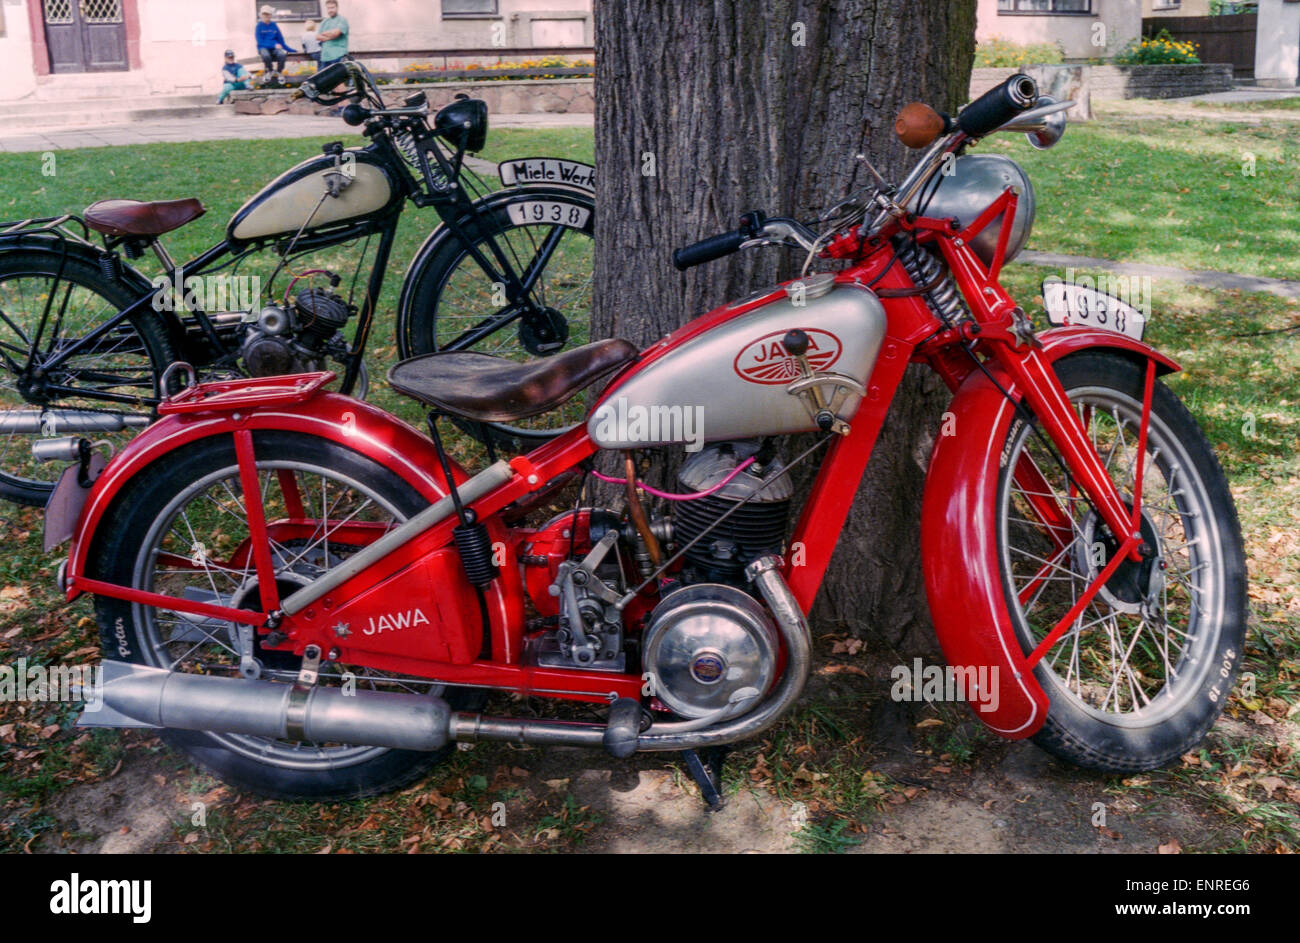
[590,279,887,448]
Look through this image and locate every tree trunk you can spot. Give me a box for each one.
[593,1,977,653]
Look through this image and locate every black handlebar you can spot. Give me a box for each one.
[672,229,747,270]
[957,73,1038,139]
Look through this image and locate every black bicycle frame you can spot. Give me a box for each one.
[14,106,570,412]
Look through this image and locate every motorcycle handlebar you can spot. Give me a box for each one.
[672,229,747,271]
[957,73,1038,139]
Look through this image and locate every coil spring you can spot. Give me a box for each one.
[395,131,450,191]
[894,238,969,326]
[453,521,498,588]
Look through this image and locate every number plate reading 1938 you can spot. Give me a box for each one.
[1041,277,1147,341]
[506,200,591,229]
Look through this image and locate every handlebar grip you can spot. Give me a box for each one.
[957,73,1038,139]
[672,230,746,271]
[302,60,352,99]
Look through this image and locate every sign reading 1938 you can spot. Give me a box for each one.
[499,158,596,194]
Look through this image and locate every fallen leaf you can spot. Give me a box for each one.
[1158,838,1181,855]
[915,718,944,729]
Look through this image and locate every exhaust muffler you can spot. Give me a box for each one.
[80,558,810,757]
[1,409,150,435]
[81,661,454,752]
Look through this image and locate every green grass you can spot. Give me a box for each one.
[984,117,1300,279]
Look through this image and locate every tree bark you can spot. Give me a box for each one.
[593,1,977,652]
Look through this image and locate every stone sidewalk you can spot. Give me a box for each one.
[1019,250,1300,301]
[0,112,592,154]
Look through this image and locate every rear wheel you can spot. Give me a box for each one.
[90,431,482,800]
[996,353,1247,772]
[0,251,173,506]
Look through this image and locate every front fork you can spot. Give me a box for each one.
[941,233,1157,669]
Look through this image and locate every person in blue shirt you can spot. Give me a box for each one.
[218,50,251,104]
[255,5,295,82]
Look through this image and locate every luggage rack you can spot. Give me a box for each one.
[0,214,94,245]
[156,364,337,415]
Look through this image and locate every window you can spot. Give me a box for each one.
[442,0,499,16]
[254,2,321,22]
[1151,0,1181,9]
[997,0,1093,12]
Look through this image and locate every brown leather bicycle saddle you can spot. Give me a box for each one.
[84,198,206,238]
[388,339,639,423]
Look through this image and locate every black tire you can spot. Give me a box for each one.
[89,430,483,800]
[398,187,594,454]
[0,250,174,506]
[996,352,1248,772]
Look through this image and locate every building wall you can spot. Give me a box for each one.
[1,0,591,100]
[976,0,1143,59]
[1142,0,1212,15]
[0,0,40,99]
[1255,0,1300,85]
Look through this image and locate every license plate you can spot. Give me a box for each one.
[498,157,595,194]
[506,200,592,229]
[1042,278,1147,340]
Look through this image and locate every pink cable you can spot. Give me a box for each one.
[591,457,755,502]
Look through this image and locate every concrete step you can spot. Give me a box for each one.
[27,79,155,102]
[0,93,215,119]
[0,98,232,130]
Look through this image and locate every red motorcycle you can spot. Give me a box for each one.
[54,75,1245,803]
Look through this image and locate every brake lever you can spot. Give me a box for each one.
[738,217,819,254]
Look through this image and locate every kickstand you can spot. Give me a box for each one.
[681,746,729,811]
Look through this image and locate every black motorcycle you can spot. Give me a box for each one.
[0,58,594,506]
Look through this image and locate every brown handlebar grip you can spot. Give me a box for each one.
[894,102,946,150]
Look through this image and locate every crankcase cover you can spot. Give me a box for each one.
[642,583,778,719]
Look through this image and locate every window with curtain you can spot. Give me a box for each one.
[997,0,1093,13]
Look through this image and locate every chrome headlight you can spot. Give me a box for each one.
[908,154,1036,266]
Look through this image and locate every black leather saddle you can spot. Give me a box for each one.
[387,339,638,423]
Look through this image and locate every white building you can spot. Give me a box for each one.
[0,0,591,102]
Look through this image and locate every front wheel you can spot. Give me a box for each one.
[996,352,1247,772]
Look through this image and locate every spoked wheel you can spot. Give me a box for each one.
[997,353,1247,772]
[399,187,594,454]
[90,430,482,800]
[0,251,173,506]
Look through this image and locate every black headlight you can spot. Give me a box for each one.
[434,97,488,153]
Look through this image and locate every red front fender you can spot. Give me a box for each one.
[64,382,461,598]
[920,330,1179,739]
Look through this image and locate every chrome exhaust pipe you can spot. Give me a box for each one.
[82,557,810,757]
[80,661,454,752]
[1,409,151,435]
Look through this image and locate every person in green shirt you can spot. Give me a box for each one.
[317,0,349,65]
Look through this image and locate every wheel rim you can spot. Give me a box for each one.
[430,214,594,438]
[998,385,1226,727]
[0,269,157,493]
[131,456,445,770]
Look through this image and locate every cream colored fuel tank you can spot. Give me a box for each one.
[227,149,398,243]
[590,281,887,448]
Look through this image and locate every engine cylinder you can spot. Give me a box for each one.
[674,441,791,585]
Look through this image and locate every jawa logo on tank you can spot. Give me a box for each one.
[364,608,431,635]
[733,329,842,385]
